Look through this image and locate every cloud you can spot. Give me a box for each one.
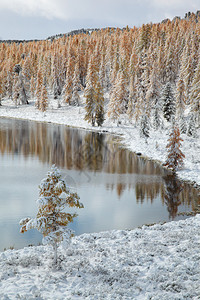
[0,0,66,19]
[0,0,199,39]
[1,0,198,22]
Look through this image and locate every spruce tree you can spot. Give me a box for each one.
[161,82,175,122]
[140,113,150,140]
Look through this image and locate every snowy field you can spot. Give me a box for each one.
[0,96,200,299]
[1,215,200,299]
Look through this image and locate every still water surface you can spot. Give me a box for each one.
[0,118,199,251]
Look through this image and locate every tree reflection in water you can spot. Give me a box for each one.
[162,175,183,219]
[0,118,199,219]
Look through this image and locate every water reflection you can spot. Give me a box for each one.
[0,118,165,175]
[0,118,200,250]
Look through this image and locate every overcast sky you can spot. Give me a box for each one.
[0,0,199,40]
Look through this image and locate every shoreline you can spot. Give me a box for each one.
[0,98,200,191]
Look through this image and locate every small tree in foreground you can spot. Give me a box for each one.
[164,125,185,173]
[20,165,83,265]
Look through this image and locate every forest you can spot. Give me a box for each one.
[0,13,199,126]
[0,12,200,173]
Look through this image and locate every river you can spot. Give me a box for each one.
[0,117,199,251]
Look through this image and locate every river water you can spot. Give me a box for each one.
[0,117,199,251]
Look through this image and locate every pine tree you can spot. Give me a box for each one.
[164,125,185,173]
[20,165,83,265]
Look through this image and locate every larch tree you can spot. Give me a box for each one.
[127,74,137,121]
[94,79,105,127]
[20,165,84,265]
[164,124,185,173]
[146,62,161,130]
[40,84,48,112]
[71,62,81,106]
[30,76,35,99]
[0,73,2,105]
[14,64,29,105]
[108,70,128,123]
[12,74,20,106]
[175,73,187,132]
[189,60,200,126]
[36,67,43,109]
[84,57,98,126]
[63,56,74,105]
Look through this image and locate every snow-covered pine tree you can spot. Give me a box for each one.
[164,124,185,173]
[20,165,83,265]
[161,82,175,122]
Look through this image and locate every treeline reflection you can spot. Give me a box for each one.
[0,118,199,219]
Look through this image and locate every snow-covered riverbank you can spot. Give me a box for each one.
[1,215,200,299]
[0,96,200,187]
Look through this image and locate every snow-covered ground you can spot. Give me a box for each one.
[1,215,200,299]
[0,96,200,299]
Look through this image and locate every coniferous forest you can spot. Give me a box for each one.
[0,12,200,172]
[0,15,200,125]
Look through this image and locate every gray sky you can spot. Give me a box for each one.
[0,0,199,40]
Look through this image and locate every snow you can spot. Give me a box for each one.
[1,215,200,299]
[0,95,200,298]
